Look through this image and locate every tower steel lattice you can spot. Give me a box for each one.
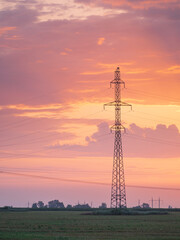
[104,67,131,208]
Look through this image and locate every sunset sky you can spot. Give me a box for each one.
[0,0,180,208]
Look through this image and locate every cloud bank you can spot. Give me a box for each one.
[52,122,180,158]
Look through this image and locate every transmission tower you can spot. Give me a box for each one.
[104,67,131,208]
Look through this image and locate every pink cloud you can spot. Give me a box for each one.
[0,26,16,36]
[53,122,180,158]
[75,0,180,10]
[0,4,179,106]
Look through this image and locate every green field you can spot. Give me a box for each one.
[0,210,180,240]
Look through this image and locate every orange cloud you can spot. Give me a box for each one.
[97,37,105,45]
[10,104,65,119]
[67,89,98,93]
[81,62,135,75]
[60,52,68,55]
[81,67,147,75]
[0,27,16,36]
[80,70,112,75]
[124,98,145,103]
[98,0,180,9]
[16,111,61,119]
[65,48,72,52]
[35,60,43,64]
[61,67,68,71]
[98,62,134,68]
[5,35,23,40]
[5,104,63,111]
[60,48,72,56]
[157,65,180,74]
[125,69,148,74]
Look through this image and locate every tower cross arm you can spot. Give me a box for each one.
[104,101,132,110]
[110,79,125,86]
[110,124,125,132]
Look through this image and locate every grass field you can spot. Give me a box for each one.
[0,210,180,240]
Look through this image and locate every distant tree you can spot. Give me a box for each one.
[141,203,150,208]
[32,203,38,208]
[37,201,44,208]
[99,203,107,209]
[132,205,141,209]
[66,204,72,209]
[48,200,65,208]
[73,203,91,209]
[3,206,13,209]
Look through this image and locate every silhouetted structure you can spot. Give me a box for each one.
[133,203,150,209]
[99,203,107,209]
[142,203,150,208]
[150,197,163,208]
[48,200,64,208]
[66,204,73,209]
[104,67,131,208]
[73,203,91,209]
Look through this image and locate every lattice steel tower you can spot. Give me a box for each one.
[104,67,131,208]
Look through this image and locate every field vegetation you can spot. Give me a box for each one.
[0,209,180,240]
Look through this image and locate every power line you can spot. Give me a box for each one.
[0,132,62,148]
[124,133,180,147]
[0,170,180,191]
[0,109,105,145]
[124,112,179,127]
[0,87,111,132]
[134,110,180,124]
[0,118,35,133]
[1,123,180,160]
[1,91,179,149]
[125,88,180,103]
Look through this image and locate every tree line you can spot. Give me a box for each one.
[32,200,107,209]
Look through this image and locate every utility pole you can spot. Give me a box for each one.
[158,198,163,208]
[150,198,163,208]
[104,66,131,208]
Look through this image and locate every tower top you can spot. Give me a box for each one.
[114,66,121,82]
